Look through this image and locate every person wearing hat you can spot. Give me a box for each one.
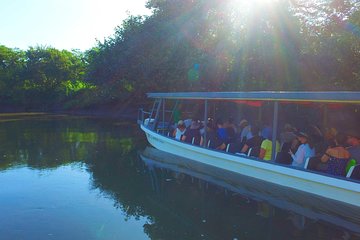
[289,132,315,168]
[173,120,186,140]
[346,131,360,163]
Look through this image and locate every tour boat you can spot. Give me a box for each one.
[138,92,360,207]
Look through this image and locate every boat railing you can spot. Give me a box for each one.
[138,107,173,133]
[137,108,151,125]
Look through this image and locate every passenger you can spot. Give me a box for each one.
[280,123,297,151]
[216,119,228,143]
[289,132,315,168]
[181,119,203,146]
[214,119,228,150]
[204,119,223,149]
[173,120,186,140]
[260,119,272,141]
[241,125,263,157]
[323,127,338,149]
[203,118,214,136]
[238,119,251,143]
[224,117,237,143]
[259,130,280,161]
[308,124,326,155]
[320,132,350,176]
[315,127,338,171]
[308,124,323,142]
[183,118,192,128]
[345,131,360,163]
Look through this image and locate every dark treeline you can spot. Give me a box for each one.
[1,0,360,111]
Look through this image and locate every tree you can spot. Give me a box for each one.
[0,45,88,109]
[0,45,25,102]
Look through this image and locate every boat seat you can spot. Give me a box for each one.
[304,157,310,169]
[191,136,201,146]
[207,135,223,149]
[280,142,292,152]
[144,118,155,126]
[304,156,321,171]
[225,143,230,152]
[226,143,239,154]
[247,148,252,156]
[207,139,218,149]
[157,129,171,137]
[247,146,260,157]
[275,151,292,165]
[346,164,360,180]
[346,159,357,173]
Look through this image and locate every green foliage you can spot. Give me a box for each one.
[63,80,95,96]
[1,0,360,111]
[0,45,26,100]
[85,0,360,105]
[0,45,90,109]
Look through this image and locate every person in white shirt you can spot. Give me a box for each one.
[173,120,186,140]
[289,132,315,168]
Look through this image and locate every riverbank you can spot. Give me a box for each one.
[0,102,142,121]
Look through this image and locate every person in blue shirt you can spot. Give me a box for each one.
[216,119,228,150]
[289,132,315,168]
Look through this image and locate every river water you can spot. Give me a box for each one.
[0,114,359,240]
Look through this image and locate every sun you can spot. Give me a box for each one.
[230,0,279,5]
[228,0,280,15]
[226,0,281,26]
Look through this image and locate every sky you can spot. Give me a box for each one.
[0,0,151,51]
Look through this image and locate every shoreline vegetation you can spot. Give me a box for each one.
[0,104,139,120]
[1,1,360,114]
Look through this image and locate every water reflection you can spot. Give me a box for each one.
[0,114,359,240]
[0,114,149,240]
[139,147,360,239]
[0,115,138,171]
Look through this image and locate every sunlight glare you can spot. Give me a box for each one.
[228,0,279,17]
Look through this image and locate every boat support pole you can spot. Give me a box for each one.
[258,104,262,122]
[323,104,328,131]
[167,99,180,132]
[153,99,162,131]
[162,98,165,134]
[203,99,208,147]
[271,101,279,161]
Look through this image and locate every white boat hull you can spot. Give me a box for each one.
[141,124,360,207]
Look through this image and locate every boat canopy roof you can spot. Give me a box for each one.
[147,91,360,103]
